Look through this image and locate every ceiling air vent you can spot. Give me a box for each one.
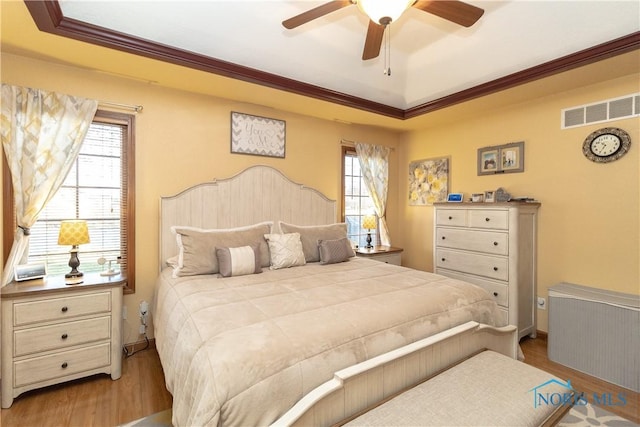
[561,93,639,129]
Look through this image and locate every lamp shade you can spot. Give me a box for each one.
[58,220,90,246]
[362,215,377,230]
[358,0,413,24]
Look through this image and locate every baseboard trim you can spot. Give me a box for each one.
[124,337,156,353]
[536,330,548,340]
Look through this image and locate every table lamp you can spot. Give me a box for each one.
[362,214,377,249]
[58,220,90,279]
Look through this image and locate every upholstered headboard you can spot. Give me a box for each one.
[159,165,337,268]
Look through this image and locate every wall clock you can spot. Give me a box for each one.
[582,127,631,163]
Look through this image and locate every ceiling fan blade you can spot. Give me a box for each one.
[282,1,353,29]
[413,0,484,27]
[362,21,385,60]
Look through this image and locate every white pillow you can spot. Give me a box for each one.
[264,233,306,270]
[216,245,262,277]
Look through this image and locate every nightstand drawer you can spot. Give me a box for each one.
[13,292,111,326]
[435,209,467,227]
[468,210,508,230]
[436,249,508,281]
[436,228,508,255]
[14,316,111,357]
[14,342,111,387]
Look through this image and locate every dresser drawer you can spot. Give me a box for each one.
[436,228,508,255]
[436,268,509,308]
[14,316,111,357]
[468,210,508,230]
[13,292,111,326]
[436,249,508,281]
[435,209,467,227]
[14,342,111,387]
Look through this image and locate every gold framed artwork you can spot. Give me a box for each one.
[477,141,524,175]
[409,156,449,206]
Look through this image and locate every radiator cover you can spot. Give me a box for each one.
[548,282,639,392]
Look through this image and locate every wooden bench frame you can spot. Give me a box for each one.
[271,321,518,427]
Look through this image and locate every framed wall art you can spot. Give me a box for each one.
[230,111,286,158]
[477,141,524,175]
[409,156,449,206]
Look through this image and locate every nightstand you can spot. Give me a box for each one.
[356,246,403,265]
[1,273,125,408]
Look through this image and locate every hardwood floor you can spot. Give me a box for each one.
[1,336,638,426]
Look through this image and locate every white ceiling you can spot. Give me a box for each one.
[58,0,640,111]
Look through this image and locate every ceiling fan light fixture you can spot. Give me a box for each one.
[357,0,413,25]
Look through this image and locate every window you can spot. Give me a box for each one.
[342,147,378,248]
[2,110,136,292]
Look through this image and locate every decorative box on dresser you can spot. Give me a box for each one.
[1,273,124,408]
[433,202,540,340]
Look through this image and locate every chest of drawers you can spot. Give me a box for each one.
[1,274,124,408]
[433,202,540,339]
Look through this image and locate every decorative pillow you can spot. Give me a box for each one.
[216,245,262,277]
[264,233,306,270]
[279,222,349,262]
[318,237,356,265]
[171,222,272,277]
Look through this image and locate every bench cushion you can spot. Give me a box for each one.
[345,350,570,426]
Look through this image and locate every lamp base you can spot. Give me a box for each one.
[365,233,373,249]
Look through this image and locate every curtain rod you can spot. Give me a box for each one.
[98,101,143,113]
[340,139,395,151]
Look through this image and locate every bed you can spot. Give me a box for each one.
[153,165,507,426]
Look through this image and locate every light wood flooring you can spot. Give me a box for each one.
[1,336,638,426]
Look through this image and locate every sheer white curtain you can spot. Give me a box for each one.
[1,84,98,286]
[355,142,391,246]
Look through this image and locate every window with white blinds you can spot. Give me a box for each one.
[342,148,378,248]
[23,110,135,290]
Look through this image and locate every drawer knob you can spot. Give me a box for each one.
[61,362,68,369]
[61,333,68,340]
[61,306,68,313]
[493,267,498,271]
[485,217,490,222]
[493,292,498,297]
[441,258,446,262]
[448,216,453,220]
[493,241,498,246]
[441,236,446,240]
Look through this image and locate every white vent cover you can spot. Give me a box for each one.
[561,93,639,129]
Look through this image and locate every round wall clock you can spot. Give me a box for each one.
[582,127,631,163]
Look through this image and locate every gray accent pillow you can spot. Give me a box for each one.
[279,222,348,262]
[216,245,262,277]
[171,222,272,277]
[318,237,356,265]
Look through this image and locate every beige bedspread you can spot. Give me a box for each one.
[153,257,505,426]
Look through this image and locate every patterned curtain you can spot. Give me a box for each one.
[355,142,391,246]
[1,84,98,286]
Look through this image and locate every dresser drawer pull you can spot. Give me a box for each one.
[485,217,490,222]
[493,292,499,297]
[61,362,68,369]
[441,236,446,240]
[493,267,499,271]
[493,241,498,246]
[441,258,446,262]
[61,306,68,313]
[448,216,453,220]
[61,333,68,340]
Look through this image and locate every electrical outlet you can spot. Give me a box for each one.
[122,306,127,320]
[139,324,146,335]
[537,297,546,310]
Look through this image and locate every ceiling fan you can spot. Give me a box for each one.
[282,0,484,60]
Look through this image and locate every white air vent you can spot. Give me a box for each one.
[561,93,639,129]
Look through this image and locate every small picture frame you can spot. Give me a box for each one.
[484,191,496,203]
[477,141,524,175]
[230,111,286,158]
[447,193,464,203]
[471,193,484,203]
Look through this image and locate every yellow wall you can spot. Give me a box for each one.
[397,74,640,332]
[0,53,401,344]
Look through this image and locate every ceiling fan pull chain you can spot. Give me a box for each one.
[384,25,391,76]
